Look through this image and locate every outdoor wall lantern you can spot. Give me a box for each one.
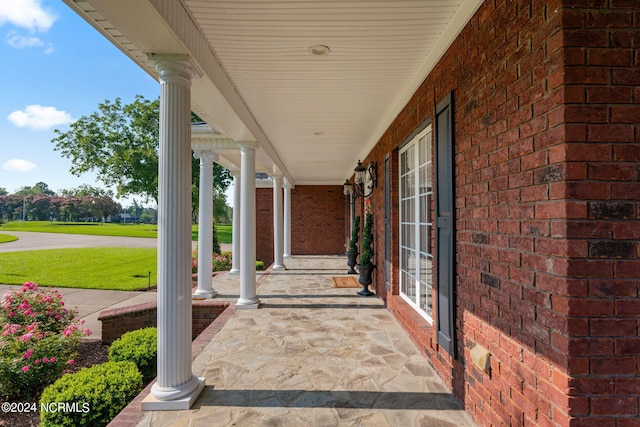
[344,160,377,200]
[343,179,353,196]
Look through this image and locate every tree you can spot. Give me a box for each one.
[0,188,7,196]
[59,184,114,198]
[52,96,160,202]
[14,182,56,196]
[52,96,231,207]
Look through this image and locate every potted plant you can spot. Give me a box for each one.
[357,201,375,296]
[346,215,360,274]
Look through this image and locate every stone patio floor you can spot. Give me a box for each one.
[124,256,476,427]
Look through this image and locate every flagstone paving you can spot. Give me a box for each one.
[136,256,476,427]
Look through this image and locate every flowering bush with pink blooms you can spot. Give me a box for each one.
[212,252,232,271]
[0,282,91,400]
[191,250,233,273]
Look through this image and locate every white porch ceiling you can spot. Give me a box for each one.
[64,0,482,186]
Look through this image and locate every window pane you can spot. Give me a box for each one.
[419,255,433,317]
[399,126,433,322]
[420,224,428,253]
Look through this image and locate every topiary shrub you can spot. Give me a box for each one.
[347,215,361,253]
[39,361,142,427]
[108,327,157,381]
[359,212,375,267]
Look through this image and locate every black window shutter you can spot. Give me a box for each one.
[434,92,456,357]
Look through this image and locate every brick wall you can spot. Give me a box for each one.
[363,1,639,426]
[291,185,347,256]
[559,3,640,425]
[256,185,347,264]
[256,187,274,265]
[99,300,231,344]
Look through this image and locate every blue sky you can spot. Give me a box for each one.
[0,0,160,202]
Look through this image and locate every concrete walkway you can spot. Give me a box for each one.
[0,231,160,252]
[0,231,226,252]
[131,256,476,427]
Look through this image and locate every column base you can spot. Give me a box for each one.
[272,264,286,270]
[284,254,292,259]
[236,297,261,309]
[192,289,217,299]
[229,269,240,275]
[144,376,205,410]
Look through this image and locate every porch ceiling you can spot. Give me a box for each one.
[64,0,482,186]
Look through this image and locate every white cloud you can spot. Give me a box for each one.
[0,0,56,32]
[3,159,37,172]
[8,105,74,130]
[6,30,43,48]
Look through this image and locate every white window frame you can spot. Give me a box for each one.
[399,125,433,323]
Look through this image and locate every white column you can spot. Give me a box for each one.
[229,171,241,274]
[271,175,286,270]
[283,180,292,259]
[144,59,204,410]
[236,141,260,308]
[192,150,218,299]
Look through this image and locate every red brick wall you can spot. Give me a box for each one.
[256,187,274,265]
[559,4,640,425]
[363,1,639,426]
[291,185,347,256]
[256,185,348,264]
[99,300,231,344]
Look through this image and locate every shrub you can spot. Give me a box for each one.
[212,252,232,271]
[347,215,360,253]
[108,327,157,381]
[0,326,80,400]
[256,261,264,270]
[0,282,90,400]
[1,282,79,335]
[40,361,142,427]
[360,212,374,267]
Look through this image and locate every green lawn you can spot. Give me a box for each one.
[0,234,18,243]
[215,224,232,244]
[0,221,232,243]
[0,248,157,291]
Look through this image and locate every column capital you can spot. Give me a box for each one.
[236,141,258,152]
[151,55,194,87]
[193,150,218,164]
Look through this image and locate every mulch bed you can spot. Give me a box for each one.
[0,340,110,427]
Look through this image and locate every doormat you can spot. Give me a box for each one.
[331,276,360,288]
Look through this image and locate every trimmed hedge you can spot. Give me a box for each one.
[108,327,157,381]
[39,361,142,427]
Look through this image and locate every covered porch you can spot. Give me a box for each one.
[111,256,475,426]
[62,0,483,410]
